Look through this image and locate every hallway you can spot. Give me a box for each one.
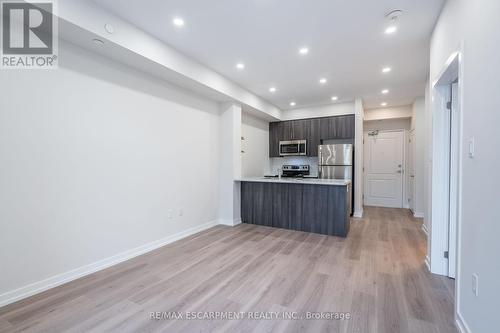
[347,207,457,333]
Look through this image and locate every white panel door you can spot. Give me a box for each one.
[364,130,404,208]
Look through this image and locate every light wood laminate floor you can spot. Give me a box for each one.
[0,207,457,333]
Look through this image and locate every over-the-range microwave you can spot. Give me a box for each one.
[279,140,307,156]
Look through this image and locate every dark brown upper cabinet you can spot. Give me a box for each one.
[337,115,355,139]
[269,121,283,157]
[319,115,355,141]
[268,114,354,157]
[290,119,307,140]
[307,118,321,156]
[281,121,293,141]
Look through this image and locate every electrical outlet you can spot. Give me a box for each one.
[472,273,479,296]
[167,209,173,219]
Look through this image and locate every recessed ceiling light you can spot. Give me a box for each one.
[382,67,392,73]
[381,102,387,107]
[299,47,309,55]
[385,25,397,34]
[290,102,296,106]
[319,78,327,84]
[331,96,338,101]
[381,89,389,94]
[236,63,245,70]
[173,17,185,27]
[269,87,277,93]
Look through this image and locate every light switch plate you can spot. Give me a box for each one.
[472,273,479,296]
[468,137,475,158]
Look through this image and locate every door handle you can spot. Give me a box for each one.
[396,170,402,173]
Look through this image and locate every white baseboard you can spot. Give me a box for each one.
[352,211,363,218]
[414,211,424,218]
[456,311,471,333]
[0,219,218,308]
[218,218,242,227]
[421,224,429,237]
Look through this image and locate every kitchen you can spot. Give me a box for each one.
[2,0,498,331]
[238,113,356,237]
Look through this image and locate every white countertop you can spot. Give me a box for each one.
[235,177,351,186]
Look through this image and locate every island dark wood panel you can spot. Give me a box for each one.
[240,182,350,237]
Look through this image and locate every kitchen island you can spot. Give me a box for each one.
[236,178,351,237]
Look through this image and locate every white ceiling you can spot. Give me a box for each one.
[91,0,444,110]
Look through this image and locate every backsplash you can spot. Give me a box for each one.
[269,156,319,177]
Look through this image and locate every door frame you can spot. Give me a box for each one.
[448,81,459,279]
[408,129,416,213]
[363,129,406,208]
[429,48,464,327]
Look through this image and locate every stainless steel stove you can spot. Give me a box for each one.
[281,165,311,178]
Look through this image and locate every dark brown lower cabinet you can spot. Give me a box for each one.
[241,181,350,237]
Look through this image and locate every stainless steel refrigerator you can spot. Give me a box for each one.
[318,144,354,215]
[318,144,353,180]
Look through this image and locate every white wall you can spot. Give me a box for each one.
[55,0,282,120]
[424,80,433,260]
[0,41,222,305]
[364,105,413,121]
[412,97,425,218]
[429,0,500,331]
[217,103,242,226]
[364,118,411,131]
[281,102,354,120]
[241,113,270,177]
[353,99,364,217]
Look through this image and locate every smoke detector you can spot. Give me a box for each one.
[384,10,403,34]
[386,9,403,21]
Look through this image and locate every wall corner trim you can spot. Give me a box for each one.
[0,219,218,308]
[456,311,471,333]
[421,223,429,237]
[425,255,431,271]
[218,218,242,227]
[353,211,363,218]
[414,212,425,218]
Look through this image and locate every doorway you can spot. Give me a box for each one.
[408,130,416,213]
[363,130,405,208]
[430,52,462,280]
